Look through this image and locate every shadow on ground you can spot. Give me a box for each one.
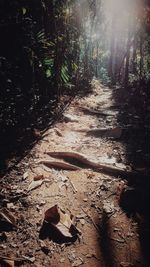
[112,81,150,266]
[99,211,116,267]
[39,221,79,244]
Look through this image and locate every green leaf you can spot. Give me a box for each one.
[61,64,70,83]
[22,7,27,15]
[36,30,45,43]
[44,58,54,66]
[72,63,78,71]
[46,69,52,78]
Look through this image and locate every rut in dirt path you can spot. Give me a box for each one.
[0,80,146,267]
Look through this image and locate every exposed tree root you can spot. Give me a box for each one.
[46,151,134,177]
[79,106,115,117]
[37,160,81,171]
[75,127,122,139]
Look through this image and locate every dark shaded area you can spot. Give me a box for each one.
[0,260,21,267]
[0,259,23,266]
[0,0,84,176]
[0,2,56,174]
[0,220,15,232]
[39,221,79,244]
[99,211,116,267]
[112,80,150,265]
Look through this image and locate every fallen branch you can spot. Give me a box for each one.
[46,151,134,178]
[0,208,17,227]
[68,178,78,193]
[80,106,115,117]
[81,207,99,233]
[75,127,122,139]
[0,256,24,261]
[37,160,81,171]
[110,237,125,243]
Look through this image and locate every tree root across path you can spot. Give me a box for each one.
[45,151,136,178]
[75,127,123,139]
[37,160,81,171]
[79,106,115,116]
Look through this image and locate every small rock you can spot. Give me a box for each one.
[7,203,16,210]
[60,258,65,263]
[0,232,7,241]
[120,262,133,267]
[76,214,86,219]
[68,255,74,262]
[64,114,78,123]
[72,258,84,267]
[61,176,68,182]
[103,200,115,213]
[11,243,17,248]
[39,200,46,206]
[28,257,36,263]
[23,172,29,180]
[80,219,85,226]
[86,254,92,258]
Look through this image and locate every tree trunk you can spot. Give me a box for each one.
[139,30,144,81]
[108,15,116,84]
[95,41,99,78]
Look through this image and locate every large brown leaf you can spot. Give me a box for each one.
[44,205,80,240]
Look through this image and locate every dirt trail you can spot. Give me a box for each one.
[0,80,144,266]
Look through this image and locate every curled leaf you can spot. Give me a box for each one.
[40,205,80,243]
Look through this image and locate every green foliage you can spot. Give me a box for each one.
[43,58,54,78]
[22,7,27,15]
[36,30,55,48]
[61,64,70,83]
[99,67,110,84]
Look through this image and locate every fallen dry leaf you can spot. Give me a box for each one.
[22,256,35,263]
[28,179,44,191]
[44,205,80,239]
[45,205,60,225]
[0,208,16,226]
[72,258,84,267]
[64,114,78,123]
[33,174,44,181]
[23,171,29,180]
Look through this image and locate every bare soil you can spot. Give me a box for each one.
[0,80,146,267]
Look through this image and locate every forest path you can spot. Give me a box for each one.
[0,80,144,267]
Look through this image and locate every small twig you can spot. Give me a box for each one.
[81,207,99,233]
[110,237,125,243]
[29,165,36,174]
[104,192,116,200]
[68,178,77,193]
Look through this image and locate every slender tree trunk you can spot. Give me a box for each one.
[139,30,144,81]
[108,15,116,84]
[95,41,99,78]
[132,36,137,74]
[124,42,130,87]
[124,20,132,88]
